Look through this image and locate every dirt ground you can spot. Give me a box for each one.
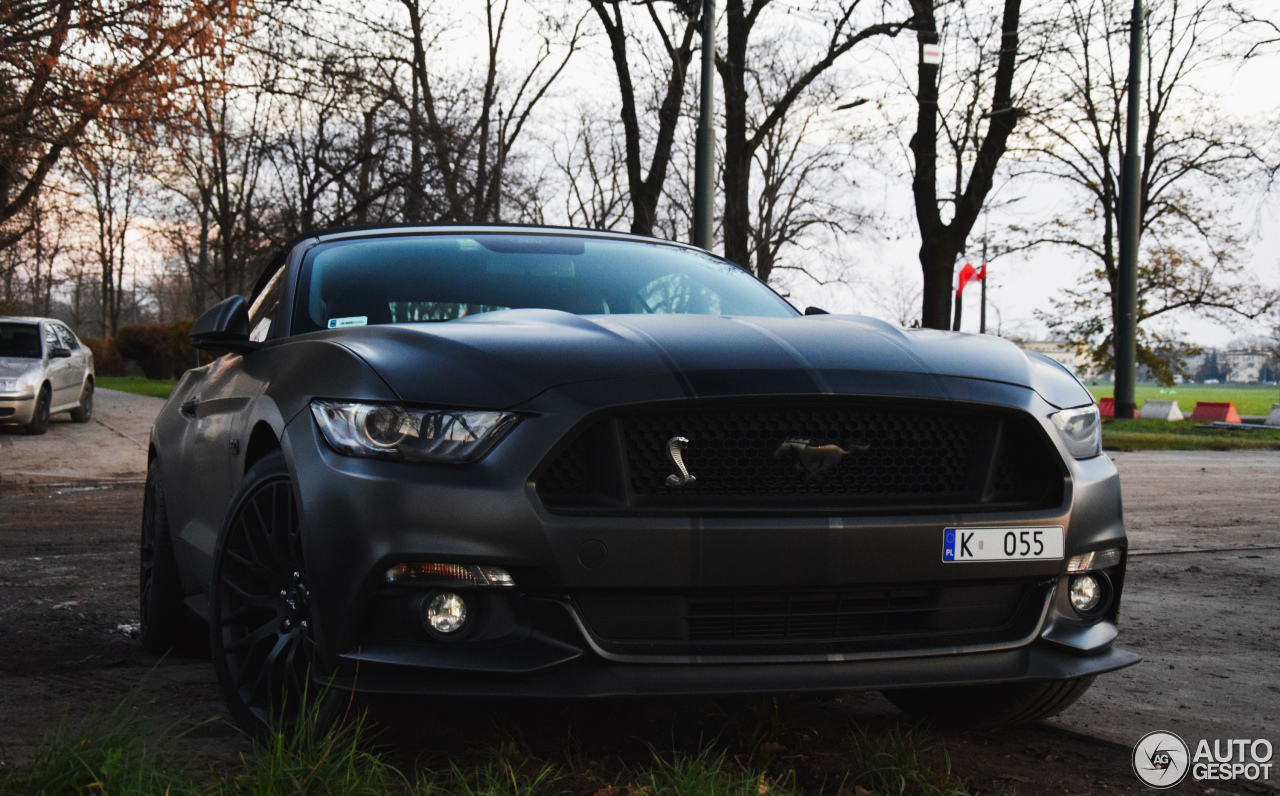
[0,393,1277,794]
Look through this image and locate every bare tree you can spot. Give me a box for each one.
[748,78,869,286]
[870,265,924,327]
[158,43,275,313]
[552,109,631,230]
[1228,3,1279,58]
[391,0,587,223]
[908,0,1033,329]
[69,122,148,337]
[1019,0,1275,381]
[589,0,700,236]
[717,0,911,276]
[0,184,73,315]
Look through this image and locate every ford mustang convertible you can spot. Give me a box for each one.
[140,226,1138,733]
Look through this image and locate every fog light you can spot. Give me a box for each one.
[425,592,468,634]
[1069,574,1102,614]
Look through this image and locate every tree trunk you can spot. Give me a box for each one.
[910,0,1023,330]
[592,1,697,238]
[919,240,954,329]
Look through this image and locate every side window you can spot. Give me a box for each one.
[55,325,78,350]
[43,324,60,355]
[249,265,286,342]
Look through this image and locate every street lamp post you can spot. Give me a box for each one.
[692,0,716,251]
[1115,0,1143,419]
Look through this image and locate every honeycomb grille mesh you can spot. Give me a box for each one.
[538,435,592,497]
[623,406,975,497]
[535,401,1061,512]
[988,427,1056,501]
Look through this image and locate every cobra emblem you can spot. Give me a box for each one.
[664,436,696,486]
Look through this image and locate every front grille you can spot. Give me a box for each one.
[537,399,1062,514]
[625,407,975,498]
[572,580,1049,656]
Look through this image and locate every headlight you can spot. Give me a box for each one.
[1050,405,1102,459]
[310,400,519,463]
[1,371,38,393]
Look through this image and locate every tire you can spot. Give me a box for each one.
[24,386,50,435]
[881,676,1096,730]
[139,460,200,653]
[209,449,340,736]
[70,380,93,422]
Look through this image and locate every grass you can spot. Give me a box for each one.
[96,377,178,399]
[1102,418,1280,451]
[1088,381,1280,416]
[1,694,974,796]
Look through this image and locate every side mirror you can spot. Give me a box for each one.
[190,295,262,354]
[804,306,830,316]
[50,347,72,359]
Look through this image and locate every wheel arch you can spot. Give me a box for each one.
[244,420,282,475]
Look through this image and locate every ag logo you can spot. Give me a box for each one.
[1132,731,1190,788]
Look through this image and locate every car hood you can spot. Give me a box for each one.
[0,357,41,378]
[326,310,1092,410]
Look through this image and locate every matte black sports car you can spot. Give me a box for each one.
[141,226,1138,732]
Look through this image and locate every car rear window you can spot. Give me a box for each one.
[0,323,42,358]
[293,234,798,333]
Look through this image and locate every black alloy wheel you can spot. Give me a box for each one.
[71,380,93,422]
[210,450,334,734]
[24,385,50,435]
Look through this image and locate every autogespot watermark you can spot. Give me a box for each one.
[1132,731,1275,789]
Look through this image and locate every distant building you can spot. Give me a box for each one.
[1223,349,1269,383]
[1019,340,1087,376]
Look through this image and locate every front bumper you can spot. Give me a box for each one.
[281,376,1136,695]
[331,640,1139,699]
[326,591,1138,697]
[0,394,37,424]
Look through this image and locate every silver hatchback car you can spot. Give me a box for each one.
[0,317,95,434]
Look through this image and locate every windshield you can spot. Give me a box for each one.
[293,234,797,333]
[0,323,42,358]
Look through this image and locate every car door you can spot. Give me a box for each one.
[53,324,88,400]
[171,273,285,588]
[41,323,73,406]
[170,354,252,585]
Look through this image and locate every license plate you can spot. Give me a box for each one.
[943,526,1064,562]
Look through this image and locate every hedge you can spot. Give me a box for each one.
[109,320,198,380]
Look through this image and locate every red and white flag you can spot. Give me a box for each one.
[956,263,986,296]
